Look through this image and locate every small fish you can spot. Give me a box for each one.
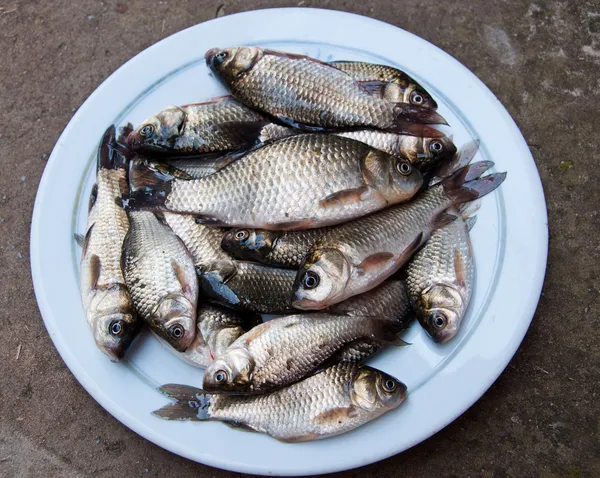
[406,207,476,344]
[127,134,423,230]
[154,363,407,442]
[122,211,198,351]
[127,96,286,155]
[78,125,140,361]
[292,162,506,310]
[329,60,437,109]
[221,227,332,269]
[197,260,297,314]
[335,131,456,167]
[202,311,403,394]
[205,47,446,136]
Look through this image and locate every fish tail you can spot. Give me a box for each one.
[443,162,507,205]
[393,104,448,127]
[457,200,481,220]
[126,160,179,210]
[97,124,132,171]
[152,384,211,421]
[366,317,410,346]
[429,139,481,186]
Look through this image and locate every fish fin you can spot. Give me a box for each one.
[271,218,320,231]
[457,200,481,219]
[74,233,85,248]
[356,80,388,97]
[97,125,129,171]
[360,149,390,186]
[193,216,230,228]
[80,224,94,257]
[116,123,134,150]
[446,171,507,206]
[319,187,372,208]
[217,120,271,146]
[454,248,468,288]
[464,215,478,231]
[393,104,448,126]
[152,384,211,421]
[129,157,191,193]
[88,254,101,290]
[88,184,98,212]
[356,252,395,276]
[443,161,495,189]
[313,406,357,426]
[172,259,193,296]
[274,115,328,132]
[431,212,460,230]
[367,319,411,346]
[429,139,481,186]
[120,229,130,276]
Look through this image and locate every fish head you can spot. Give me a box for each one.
[292,248,351,310]
[417,283,464,344]
[205,47,263,84]
[127,106,185,152]
[421,136,458,166]
[350,367,408,413]
[384,155,424,202]
[404,84,438,110]
[220,228,280,262]
[154,296,197,352]
[92,311,139,362]
[202,348,254,393]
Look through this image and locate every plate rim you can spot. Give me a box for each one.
[30,7,548,476]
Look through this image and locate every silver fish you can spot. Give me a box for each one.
[127,134,423,230]
[78,125,140,361]
[122,211,198,351]
[292,162,506,310]
[154,363,407,442]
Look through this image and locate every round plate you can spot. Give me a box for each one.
[30,8,548,476]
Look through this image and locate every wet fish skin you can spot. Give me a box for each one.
[205,47,446,135]
[406,211,474,344]
[330,60,438,109]
[127,134,423,230]
[292,162,506,310]
[79,125,140,361]
[154,363,407,442]
[221,227,332,269]
[127,96,276,155]
[122,211,198,351]
[197,260,297,314]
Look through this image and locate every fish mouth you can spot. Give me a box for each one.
[101,345,122,363]
[204,48,219,65]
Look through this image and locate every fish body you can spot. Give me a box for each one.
[329,60,437,109]
[79,125,140,361]
[154,364,407,442]
[221,227,332,268]
[197,260,297,314]
[122,211,198,351]
[205,47,445,136]
[128,134,423,230]
[127,96,283,155]
[292,162,506,309]
[406,211,474,343]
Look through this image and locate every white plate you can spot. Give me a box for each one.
[30,7,548,476]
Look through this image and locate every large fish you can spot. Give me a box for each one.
[205,47,446,136]
[406,208,477,344]
[122,211,198,351]
[127,134,423,230]
[221,227,332,269]
[154,363,407,442]
[197,260,297,314]
[292,162,506,310]
[78,125,140,361]
[329,60,437,109]
[126,96,292,155]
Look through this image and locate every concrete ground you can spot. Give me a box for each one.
[1,0,599,476]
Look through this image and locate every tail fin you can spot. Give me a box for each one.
[152,384,211,421]
[97,125,127,171]
[443,166,507,205]
[464,215,477,231]
[129,158,192,192]
[429,139,481,186]
[364,317,410,346]
[457,200,481,220]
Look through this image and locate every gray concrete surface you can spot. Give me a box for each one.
[1,0,599,476]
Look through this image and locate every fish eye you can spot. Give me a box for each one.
[432,313,447,329]
[302,271,320,290]
[235,230,249,241]
[139,125,154,137]
[383,378,397,392]
[214,370,228,383]
[169,324,185,339]
[411,91,424,105]
[396,160,412,175]
[216,51,228,60]
[109,320,124,337]
[430,141,443,153]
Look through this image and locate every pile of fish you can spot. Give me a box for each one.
[78,46,506,442]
